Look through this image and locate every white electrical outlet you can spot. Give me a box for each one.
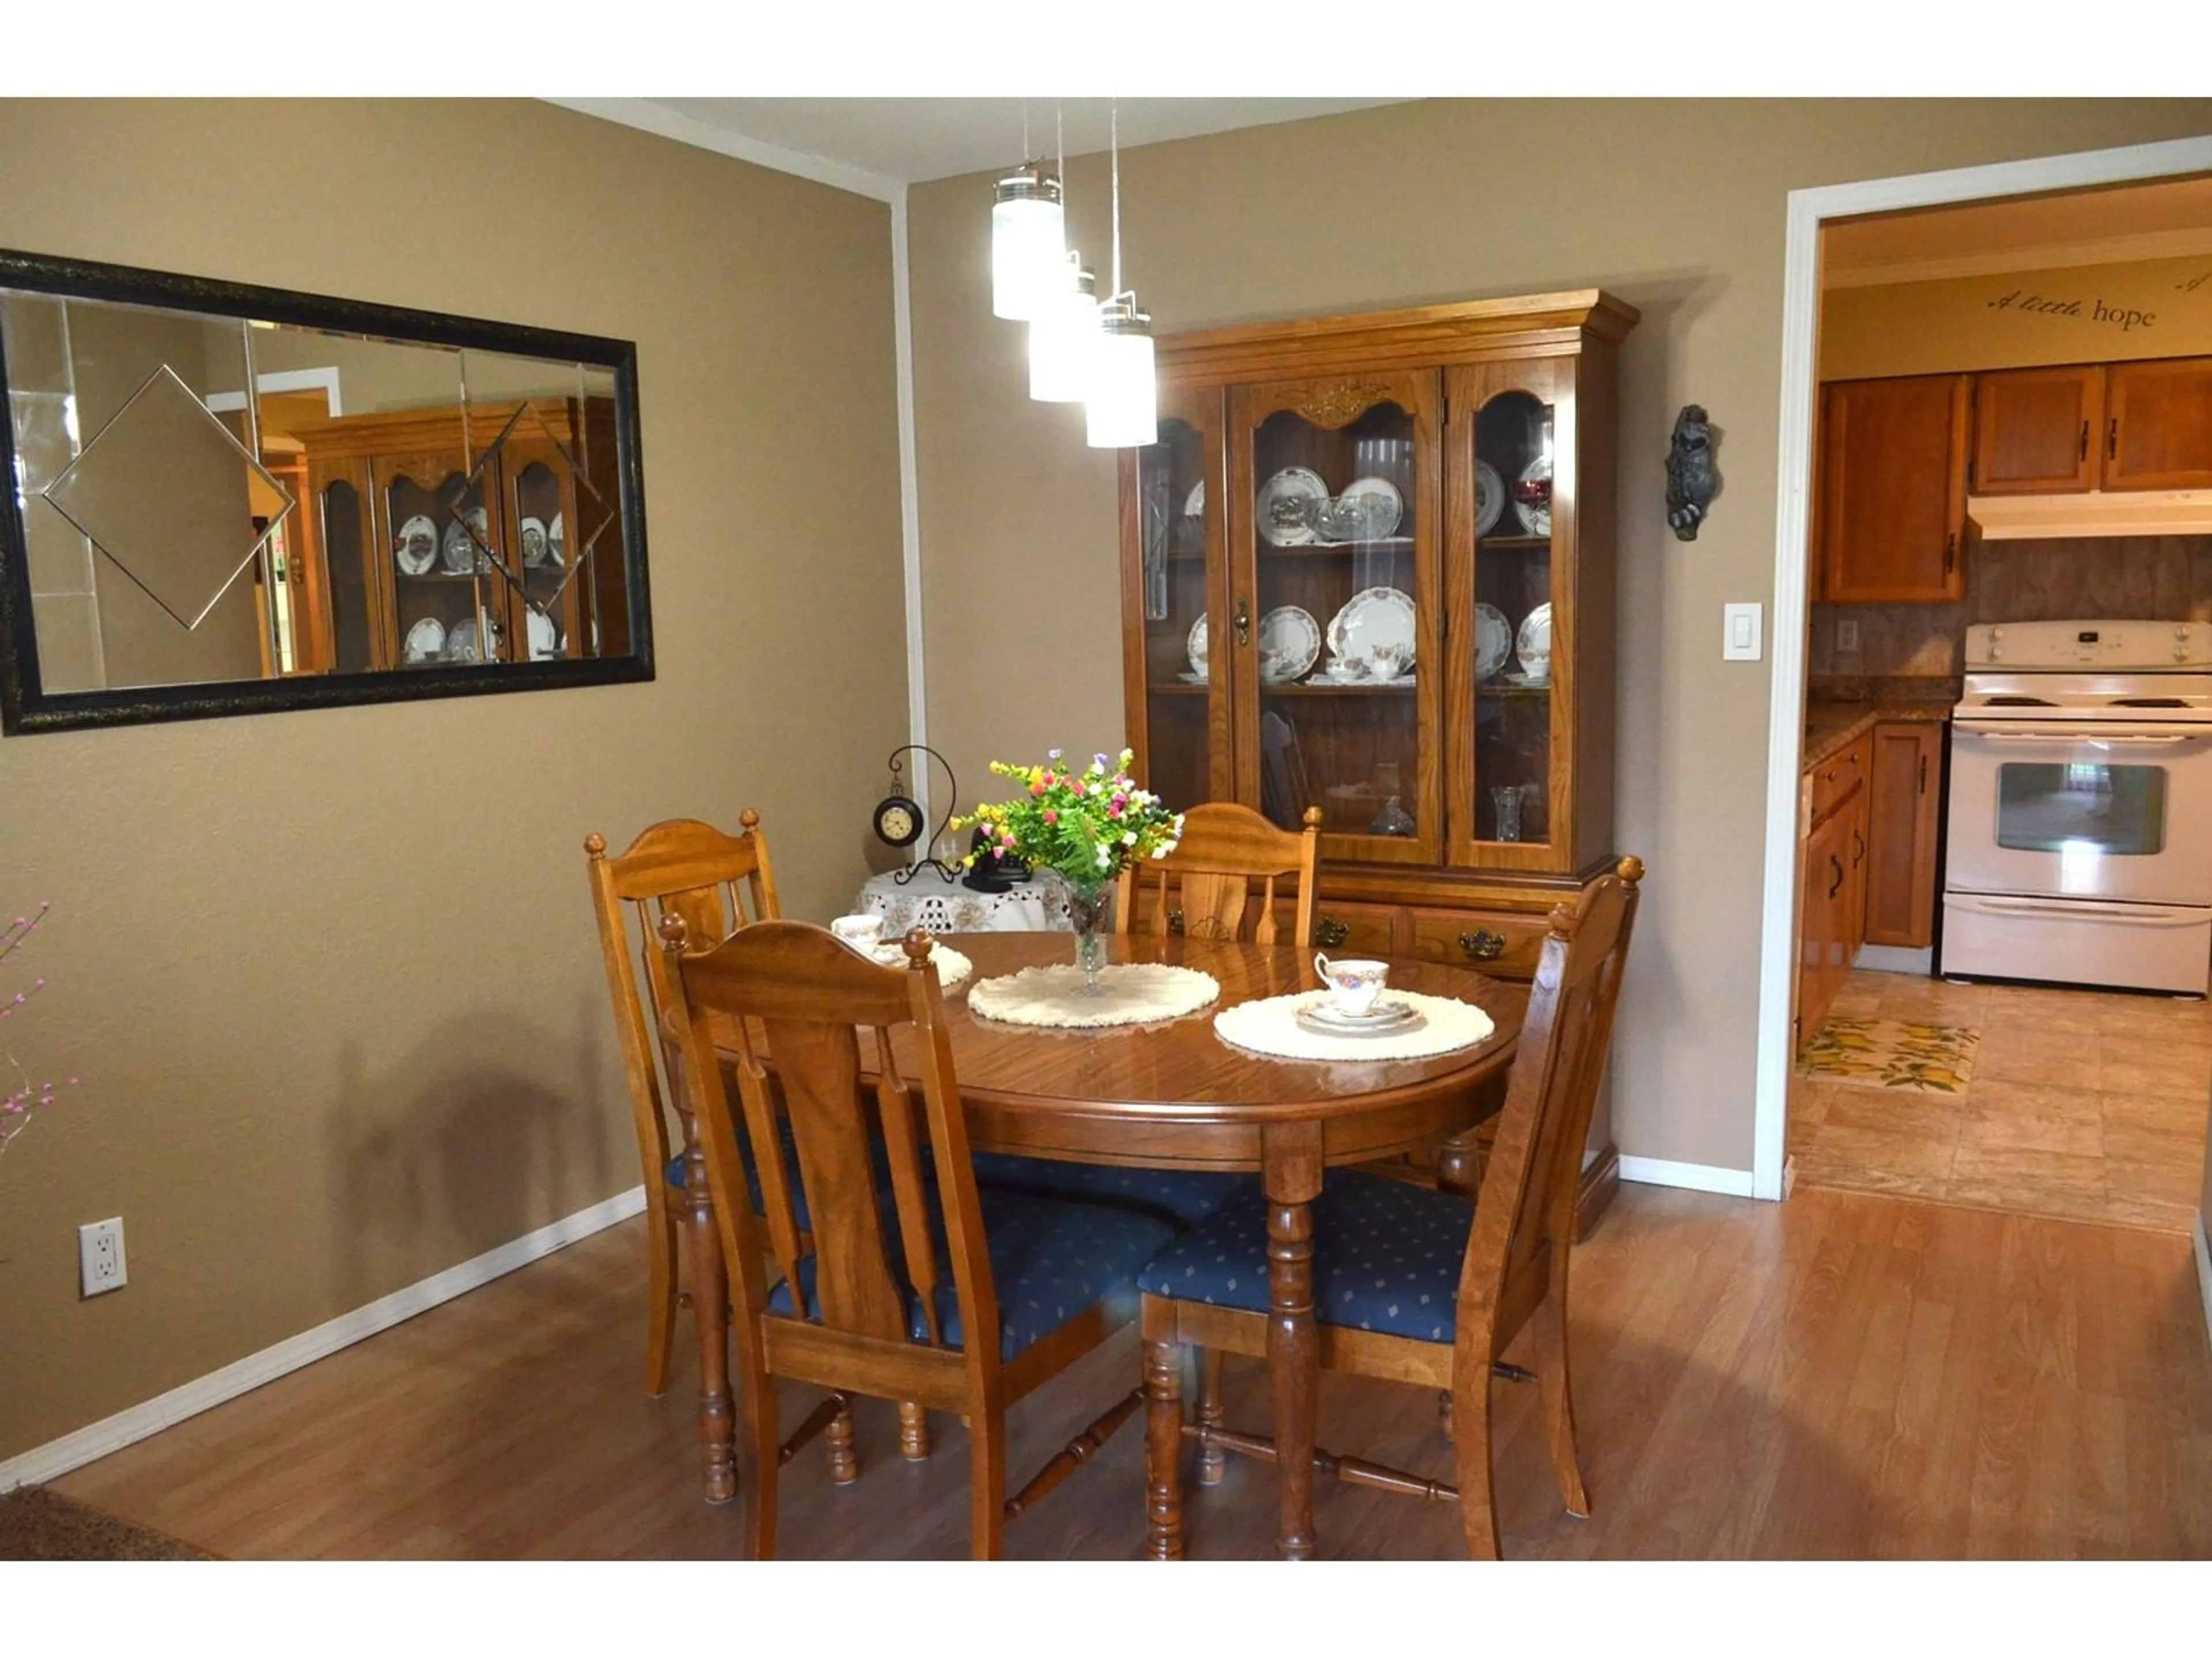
[79,1216,127,1297]
[1837,617,1861,653]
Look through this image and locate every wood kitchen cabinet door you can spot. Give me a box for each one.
[2104,356,2212,490]
[1863,722,1942,949]
[1798,804,1854,1051]
[1819,374,1970,603]
[1972,365,2103,494]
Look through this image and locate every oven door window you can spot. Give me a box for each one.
[1994,761,2168,856]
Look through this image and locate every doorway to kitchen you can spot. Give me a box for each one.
[1752,137,2212,1242]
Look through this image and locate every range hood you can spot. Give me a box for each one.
[1967,488,2212,541]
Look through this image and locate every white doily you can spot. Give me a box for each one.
[859,940,974,991]
[1214,990,1495,1061]
[967,963,1220,1029]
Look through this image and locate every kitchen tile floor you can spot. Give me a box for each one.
[1790,969,2211,1233]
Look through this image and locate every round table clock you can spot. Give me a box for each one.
[873,791,924,849]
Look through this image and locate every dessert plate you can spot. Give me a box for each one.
[1257,605,1321,684]
[1517,601,1553,677]
[1474,460,1506,537]
[394,514,438,577]
[1474,601,1512,682]
[1294,997,1426,1037]
[1186,613,1209,679]
[1325,586,1416,675]
[402,616,446,662]
[1337,475,1403,539]
[1256,466,1328,547]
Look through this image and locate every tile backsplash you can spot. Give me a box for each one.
[1810,535,2212,678]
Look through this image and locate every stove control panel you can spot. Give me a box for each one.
[1968,620,2212,670]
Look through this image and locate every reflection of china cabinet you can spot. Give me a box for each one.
[294,399,620,672]
[1120,293,1637,1221]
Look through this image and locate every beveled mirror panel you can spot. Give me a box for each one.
[0,249,652,733]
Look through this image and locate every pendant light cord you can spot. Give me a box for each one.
[1109,99,1122,300]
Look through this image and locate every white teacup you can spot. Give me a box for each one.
[830,914,885,954]
[1313,953,1389,1017]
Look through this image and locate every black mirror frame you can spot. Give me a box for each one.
[0,247,654,736]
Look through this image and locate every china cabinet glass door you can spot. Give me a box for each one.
[1127,390,1230,809]
[1448,359,1572,870]
[1230,373,1441,863]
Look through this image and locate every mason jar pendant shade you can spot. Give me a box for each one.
[1085,295,1157,448]
[1028,255,1099,403]
[991,162,1066,323]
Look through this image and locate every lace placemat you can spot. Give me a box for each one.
[967,963,1220,1029]
[857,940,974,991]
[1214,990,1496,1061]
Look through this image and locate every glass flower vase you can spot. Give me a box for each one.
[1050,872,1117,994]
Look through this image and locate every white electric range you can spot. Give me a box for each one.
[1941,619,2212,995]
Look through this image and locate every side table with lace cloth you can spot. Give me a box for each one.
[852,868,1071,935]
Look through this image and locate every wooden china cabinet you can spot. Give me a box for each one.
[1118,291,1638,1219]
[294,398,622,673]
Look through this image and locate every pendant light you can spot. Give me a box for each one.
[990,104,1065,322]
[1029,253,1099,402]
[1028,111,1100,403]
[1086,100,1157,449]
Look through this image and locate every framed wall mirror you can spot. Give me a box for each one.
[0,248,652,734]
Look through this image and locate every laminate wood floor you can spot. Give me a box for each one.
[51,1183,2212,1559]
[1792,969,2212,1233]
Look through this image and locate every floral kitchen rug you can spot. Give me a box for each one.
[1798,1016,1980,1094]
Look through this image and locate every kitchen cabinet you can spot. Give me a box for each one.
[2104,356,2212,490]
[1863,722,1944,949]
[1971,365,2104,495]
[1818,374,1969,603]
[1796,730,1872,1051]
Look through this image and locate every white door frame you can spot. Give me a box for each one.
[1751,133,2212,1203]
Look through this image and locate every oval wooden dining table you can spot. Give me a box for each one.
[691,929,1527,1560]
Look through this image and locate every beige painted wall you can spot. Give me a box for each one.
[0,99,906,1461]
[908,98,2212,1179]
[1821,252,2212,380]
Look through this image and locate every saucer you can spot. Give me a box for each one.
[1294,996,1425,1037]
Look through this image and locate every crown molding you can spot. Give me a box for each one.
[541,97,903,203]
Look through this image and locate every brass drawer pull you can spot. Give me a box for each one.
[1315,916,1350,949]
[1459,929,1506,961]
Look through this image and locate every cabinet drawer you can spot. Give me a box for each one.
[1403,906,1553,980]
[1304,899,1397,956]
[1807,734,1868,828]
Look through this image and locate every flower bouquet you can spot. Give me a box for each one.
[955,749,1181,991]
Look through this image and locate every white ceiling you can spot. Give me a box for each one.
[633,98,1408,188]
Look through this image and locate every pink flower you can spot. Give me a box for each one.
[1029,779,1046,797]
[1042,808,1058,824]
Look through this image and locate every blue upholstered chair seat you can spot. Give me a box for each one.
[661,1115,840,1233]
[767,1185,1176,1361]
[1136,1171,1476,1344]
[969,1152,1245,1230]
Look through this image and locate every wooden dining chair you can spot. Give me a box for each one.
[658,917,1175,1559]
[584,812,785,1400]
[1116,801,1323,949]
[1135,855,1644,1560]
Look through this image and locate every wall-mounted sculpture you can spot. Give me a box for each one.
[1664,404,1719,542]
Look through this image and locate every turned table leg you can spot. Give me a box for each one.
[1262,1122,1323,1562]
[680,1110,737,1505]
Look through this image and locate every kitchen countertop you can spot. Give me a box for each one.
[1803,678,1955,772]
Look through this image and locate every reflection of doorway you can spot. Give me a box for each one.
[1753,136,2212,1208]
[213,372,340,675]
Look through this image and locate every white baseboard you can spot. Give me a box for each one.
[2194,1212,2211,1362]
[1617,1156,1758,1198]
[1854,945,1935,976]
[0,1183,646,1494]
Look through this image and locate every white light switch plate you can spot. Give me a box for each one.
[1724,602,1763,662]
